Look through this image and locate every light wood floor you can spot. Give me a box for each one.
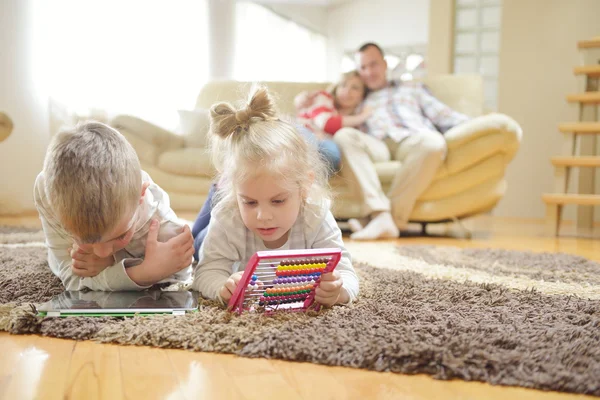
[0,214,598,400]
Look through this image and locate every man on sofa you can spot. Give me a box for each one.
[335,42,471,240]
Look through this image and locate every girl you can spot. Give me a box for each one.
[295,70,371,139]
[191,72,370,256]
[192,86,359,307]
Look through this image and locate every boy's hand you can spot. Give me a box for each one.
[219,271,245,302]
[314,270,349,306]
[69,244,114,277]
[128,220,194,286]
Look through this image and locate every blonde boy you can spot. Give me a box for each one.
[34,121,194,291]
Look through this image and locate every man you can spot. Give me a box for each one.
[335,42,470,240]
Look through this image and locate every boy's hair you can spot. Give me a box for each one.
[209,85,330,212]
[43,121,142,243]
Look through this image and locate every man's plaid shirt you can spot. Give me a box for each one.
[361,81,470,142]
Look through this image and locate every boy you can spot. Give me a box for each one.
[34,121,194,291]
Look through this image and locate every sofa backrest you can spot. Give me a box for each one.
[195,81,329,117]
[195,74,484,118]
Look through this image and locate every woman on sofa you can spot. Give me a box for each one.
[294,70,372,139]
[191,71,371,259]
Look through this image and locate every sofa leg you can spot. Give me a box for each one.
[420,223,428,236]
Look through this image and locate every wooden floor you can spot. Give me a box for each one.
[1,214,598,400]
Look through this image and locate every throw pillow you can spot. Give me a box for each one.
[177,109,210,148]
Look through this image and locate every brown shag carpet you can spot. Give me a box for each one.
[1,228,599,396]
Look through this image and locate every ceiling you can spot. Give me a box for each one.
[251,0,354,8]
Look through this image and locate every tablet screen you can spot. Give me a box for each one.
[38,289,198,313]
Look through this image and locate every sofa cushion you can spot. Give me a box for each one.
[374,161,402,185]
[141,163,214,195]
[157,148,215,177]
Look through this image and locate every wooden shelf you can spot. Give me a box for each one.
[578,38,600,49]
[547,38,600,236]
[574,65,600,77]
[542,193,600,206]
[551,156,600,167]
[559,122,600,133]
[566,92,600,103]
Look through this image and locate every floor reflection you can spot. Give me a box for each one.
[166,360,208,400]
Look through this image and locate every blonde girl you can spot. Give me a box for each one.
[192,86,359,306]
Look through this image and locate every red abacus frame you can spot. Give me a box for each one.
[227,248,342,314]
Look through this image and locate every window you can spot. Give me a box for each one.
[32,0,209,129]
[234,2,327,82]
[453,0,502,110]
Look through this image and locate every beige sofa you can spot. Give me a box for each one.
[109,74,522,225]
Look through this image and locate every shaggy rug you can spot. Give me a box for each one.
[1,227,599,396]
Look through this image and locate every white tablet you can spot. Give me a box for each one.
[37,289,198,317]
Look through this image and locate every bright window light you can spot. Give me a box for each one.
[234,2,327,82]
[32,0,209,128]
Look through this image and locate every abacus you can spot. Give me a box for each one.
[227,248,342,314]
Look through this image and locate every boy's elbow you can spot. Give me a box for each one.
[61,275,83,291]
[191,277,203,294]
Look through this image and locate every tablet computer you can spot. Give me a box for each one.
[37,289,198,317]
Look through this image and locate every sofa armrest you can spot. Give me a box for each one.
[109,115,186,167]
[443,113,523,176]
[110,115,185,152]
[445,113,522,151]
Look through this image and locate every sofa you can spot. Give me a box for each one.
[109,74,522,225]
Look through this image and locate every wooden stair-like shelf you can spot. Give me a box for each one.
[551,156,600,167]
[543,194,600,206]
[578,38,600,49]
[545,38,599,236]
[559,122,600,134]
[574,65,600,77]
[566,92,600,103]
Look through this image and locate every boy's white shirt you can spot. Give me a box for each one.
[192,198,360,303]
[33,170,192,291]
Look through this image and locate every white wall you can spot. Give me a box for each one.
[326,0,430,79]
[495,0,600,221]
[262,3,328,35]
[427,0,454,75]
[0,0,49,215]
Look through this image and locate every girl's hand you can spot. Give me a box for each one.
[314,270,349,306]
[294,90,317,110]
[358,106,373,123]
[219,271,245,301]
